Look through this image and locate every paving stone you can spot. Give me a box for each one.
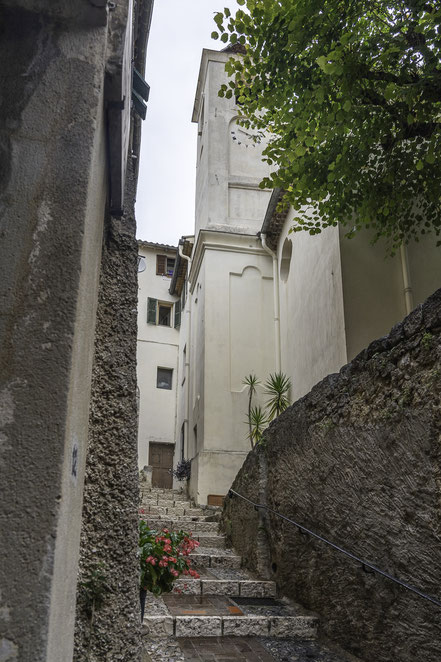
[222,615,269,637]
[175,616,222,637]
[239,581,276,598]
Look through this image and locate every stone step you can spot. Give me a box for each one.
[143,518,219,534]
[194,534,225,549]
[173,576,276,598]
[143,613,317,639]
[141,505,208,518]
[189,548,241,570]
[141,495,193,506]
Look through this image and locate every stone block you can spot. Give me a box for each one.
[197,535,225,548]
[201,580,239,595]
[210,554,241,569]
[173,579,201,595]
[269,616,318,639]
[222,615,269,636]
[142,616,174,637]
[175,616,222,637]
[188,553,211,568]
[239,580,276,598]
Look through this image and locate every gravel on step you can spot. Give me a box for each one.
[259,637,361,662]
[143,637,184,662]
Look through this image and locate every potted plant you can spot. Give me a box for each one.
[139,520,200,620]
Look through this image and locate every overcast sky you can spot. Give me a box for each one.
[135,0,240,246]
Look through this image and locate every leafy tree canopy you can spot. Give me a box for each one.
[213,0,441,252]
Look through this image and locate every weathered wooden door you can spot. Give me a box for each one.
[149,442,174,489]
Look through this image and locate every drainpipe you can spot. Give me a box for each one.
[178,243,192,458]
[260,233,281,373]
[400,243,414,315]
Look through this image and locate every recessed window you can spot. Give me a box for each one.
[156,254,175,277]
[157,368,173,390]
[280,238,292,283]
[147,298,179,327]
[158,304,171,326]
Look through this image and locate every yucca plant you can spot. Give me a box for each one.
[243,374,260,448]
[264,372,291,421]
[248,405,268,447]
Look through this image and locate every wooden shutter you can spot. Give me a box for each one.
[174,299,181,328]
[147,297,157,324]
[156,255,166,275]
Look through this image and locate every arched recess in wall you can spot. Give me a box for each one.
[280,238,292,283]
[229,265,275,392]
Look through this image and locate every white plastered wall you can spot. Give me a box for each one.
[194,50,272,239]
[278,211,347,402]
[137,243,180,471]
[186,232,275,504]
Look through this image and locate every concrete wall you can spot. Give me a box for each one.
[137,243,180,471]
[222,288,441,662]
[0,5,109,660]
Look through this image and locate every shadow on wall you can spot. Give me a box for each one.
[221,287,441,662]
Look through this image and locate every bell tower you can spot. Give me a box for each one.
[192,48,272,239]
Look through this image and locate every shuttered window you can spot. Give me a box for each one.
[156,255,175,277]
[147,297,157,324]
[156,255,166,275]
[174,299,181,328]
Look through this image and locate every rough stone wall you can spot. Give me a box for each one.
[222,288,441,662]
[73,158,141,662]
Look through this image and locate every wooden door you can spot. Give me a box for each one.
[149,442,174,489]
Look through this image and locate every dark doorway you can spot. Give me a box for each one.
[149,442,174,489]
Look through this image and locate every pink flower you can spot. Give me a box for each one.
[170,569,179,577]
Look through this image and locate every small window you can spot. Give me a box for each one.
[147,298,174,327]
[157,368,173,390]
[156,254,175,277]
[158,304,171,326]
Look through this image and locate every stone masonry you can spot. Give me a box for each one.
[222,287,441,662]
[139,488,362,661]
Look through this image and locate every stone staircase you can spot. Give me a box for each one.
[140,487,361,662]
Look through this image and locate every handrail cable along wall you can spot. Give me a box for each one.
[227,488,441,609]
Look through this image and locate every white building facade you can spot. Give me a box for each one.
[137,46,441,504]
[137,241,181,487]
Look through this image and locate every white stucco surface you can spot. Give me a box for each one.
[137,242,180,470]
[278,213,347,402]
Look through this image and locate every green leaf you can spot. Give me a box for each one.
[211,31,219,40]
[220,33,229,43]
[237,0,245,4]
[416,160,423,171]
[343,100,351,112]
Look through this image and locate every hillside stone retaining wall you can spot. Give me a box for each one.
[222,288,441,662]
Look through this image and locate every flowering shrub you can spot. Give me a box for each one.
[139,520,200,595]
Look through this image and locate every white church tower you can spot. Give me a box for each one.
[174,48,278,505]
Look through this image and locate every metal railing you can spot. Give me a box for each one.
[228,488,441,609]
